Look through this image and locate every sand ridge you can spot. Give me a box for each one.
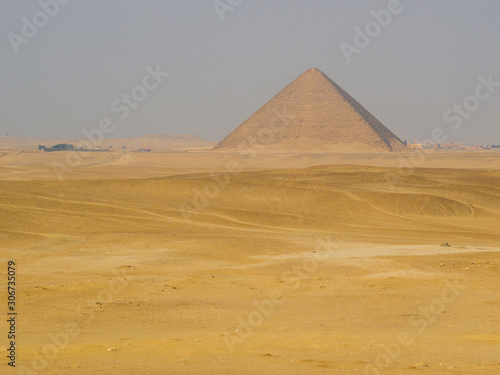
[0,134,215,151]
[1,149,499,181]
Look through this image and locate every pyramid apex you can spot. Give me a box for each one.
[300,68,329,80]
[305,67,323,73]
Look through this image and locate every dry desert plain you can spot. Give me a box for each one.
[1,149,500,374]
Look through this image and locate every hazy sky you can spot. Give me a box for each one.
[1,0,499,144]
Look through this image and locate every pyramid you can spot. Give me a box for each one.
[213,68,406,153]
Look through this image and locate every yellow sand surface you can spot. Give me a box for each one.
[0,151,499,374]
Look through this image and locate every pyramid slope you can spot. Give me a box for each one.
[214,68,406,153]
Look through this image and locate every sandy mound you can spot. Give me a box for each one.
[1,165,498,245]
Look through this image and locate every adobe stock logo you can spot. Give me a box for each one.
[7,0,72,54]
[340,0,412,64]
[213,0,243,22]
[443,74,500,130]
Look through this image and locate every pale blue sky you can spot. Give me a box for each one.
[1,0,499,144]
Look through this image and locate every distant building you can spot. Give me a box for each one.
[441,143,464,149]
[40,143,110,152]
[41,143,74,152]
[406,141,496,151]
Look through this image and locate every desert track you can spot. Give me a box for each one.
[0,149,499,181]
[1,166,499,245]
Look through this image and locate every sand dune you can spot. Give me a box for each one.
[0,156,499,374]
[1,165,498,244]
[0,149,499,181]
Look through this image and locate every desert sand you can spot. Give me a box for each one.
[0,150,499,374]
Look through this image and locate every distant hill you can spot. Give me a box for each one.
[214,68,407,153]
[0,134,215,150]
